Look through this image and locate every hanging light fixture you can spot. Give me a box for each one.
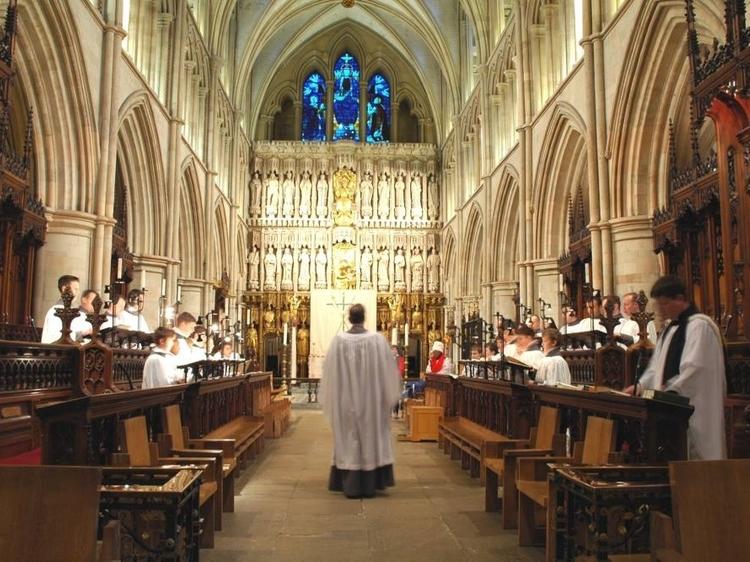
[342,0,355,7]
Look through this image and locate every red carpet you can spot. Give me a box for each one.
[0,448,42,465]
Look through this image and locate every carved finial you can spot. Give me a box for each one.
[86,295,108,341]
[53,289,79,345]
[632,290,655,346]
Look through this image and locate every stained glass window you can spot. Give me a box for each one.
[366,73,391,143]
[302,72,326,141]
[332,53,360,141]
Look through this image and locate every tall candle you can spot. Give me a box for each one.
[404,322,409,346]
[140,269,146,289]
[176,285,182,303]
[283,322,288,345]
[290,326,297,381]
[584,262,591,284]
[116,258,123,279]
[161,278,166,296]
[391,327,397,346]
[558,273,564,291]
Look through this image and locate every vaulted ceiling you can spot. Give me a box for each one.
[213,0,486,142]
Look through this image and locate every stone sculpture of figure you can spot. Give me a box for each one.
[249,171,262,217]
[377,247,390,289]
[394,174,406,219]
[427,247,441,292]
[394,247,406,285]
[410,247,424,291]
[299,170,312,218]
[248,244,261,289]
[282,171,296,218]
[360,172,373,218]
[377,173,390,219]
[298,246,311,290]
[360,246,373,284]
[410,173,423,219]
[427,323,441,350]
[262,303,275,331]
[265,171,280,218]
[427,174,439,220]
[281,246,294,289]
[411,305,423,332]
[297,322,310,359]
[316,171,329,218]
[315,246,327,287]
[264,245,277,289]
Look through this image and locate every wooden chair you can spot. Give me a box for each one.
[158,403,238,513]
[114,416,220,548]
[484,405,563,530]
[0,465,120,562]
[516,415,616,547]
[651,459,750,561]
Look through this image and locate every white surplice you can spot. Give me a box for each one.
[639,313,726,460]
[535,355,571,385]
[320,330,401,471]
[41,304,88,343]
[116,309,151,333]
[142,348,180,389]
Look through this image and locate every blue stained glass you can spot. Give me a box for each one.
[366,73,391,143]
[302,72,326,141]
[332,53,360,141]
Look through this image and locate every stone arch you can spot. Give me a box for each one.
[489,166,520,281]
[117,93,167,257]
[327,32,366,71]
[211,200,230,282]
[443,226,457,304]
[608,0,725,217]
[532,103,588,260]
[13,0,98,211]
[463,203,484,296]
[178,158,204,280]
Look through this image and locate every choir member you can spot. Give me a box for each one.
[117,289,152,333]
[212,340,243,360]
[142,327,184,389]
[603,294,637,347]
[41,275,92,343]
[534,328,571,386]
[622,291,658,343]
[101,296,125,330]
[485,342,502,361]
[510,325,544,370]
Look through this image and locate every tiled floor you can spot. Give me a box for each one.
[203,409,545,562]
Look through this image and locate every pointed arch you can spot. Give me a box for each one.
[117,92,167,256]
[178,158,205,280]
[212,200,230,282]
[463,202,484,296]
[532,104,588,260]
[489,166,520,281]
[443,226,457,303]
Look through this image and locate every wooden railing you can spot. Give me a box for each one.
[0,323,40,342]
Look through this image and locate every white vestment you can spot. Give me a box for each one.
[519,349,545,371]
[320,330,401,471]
[41,304,88,343]
[639,313,726,460]
[142,348,180,389]
[117,309,151,333]
[535,355,571,386]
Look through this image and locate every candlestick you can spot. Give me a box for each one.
[291,325,297,381]
[116,258,123,279]
[140,269,146,289]
[404,322,409,346]
[161,278,166,296]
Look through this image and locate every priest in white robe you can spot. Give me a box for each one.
[534,328,571,386]
[632,276,726,460]
[320,303,401,498]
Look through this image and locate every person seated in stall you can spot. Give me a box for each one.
[116,289,152,333]
[485,341,502,361]
[558,306,581,336]
[503,327,517,358]
[100,296,125,331]
[622,291,658,343]
[509,325,545,370]
[70,289,102,341]
[41,275,93,343]
[533,328,571,386]
[212,340,243,361]
[603,294,637,347]
[527,314,543,336]
[142,327,184,389]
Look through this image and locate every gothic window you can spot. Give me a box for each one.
[332,52,360,141]
[366,73,390,143]
[302,72,327,141]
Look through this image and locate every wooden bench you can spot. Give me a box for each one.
[263,396,291,438]
[438,416,511,480]
[159,403,239,513]
[403,403,443,441]
[0,465,120,562]
[651,459,750,562]
[484,405,563,530]
[115,415,221,548]
[516,415,615,548]
[204,414,265,466]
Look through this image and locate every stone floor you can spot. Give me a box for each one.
[203,408,545,562]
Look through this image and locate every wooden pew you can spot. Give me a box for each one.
[263,395,291,438]
[159,403,238,513]
[439,416,511,480]
[0,465,120,562]
[115,415,221,548]
[516,415,616,547]
[484,405,563,530]
[651,459,750,562]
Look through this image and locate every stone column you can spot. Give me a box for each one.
[360,80,367,141]
[326,80,334,140]
[609,216,660,296]
[390,100,398,142]
[293,100,302,140]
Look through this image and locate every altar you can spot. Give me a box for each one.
[308,288,377,378]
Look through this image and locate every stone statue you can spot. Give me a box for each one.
[262,304,275,332]
[410,247,424,291]
[377,173,390,219]
[377,247,390,290]
[360,245,373,285]
[299,170,312,218]
[282,171,296,218]
[316,171,328,218]
[394,247,406,286]
[298,246,311,290]
[315,246,327,287]
[249,171,262,217]
[360,172,373,218]
[427,248,440,292]
[427,323,441,350]
[410,174,423,219]
[411,305,423,332]
[394,174,406,219]
[297,322,310,359]
[265,171,279,218]
[264,245,277,289]
[427,174,439,220]
[280,246,294,289]
[248,244,260,290]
